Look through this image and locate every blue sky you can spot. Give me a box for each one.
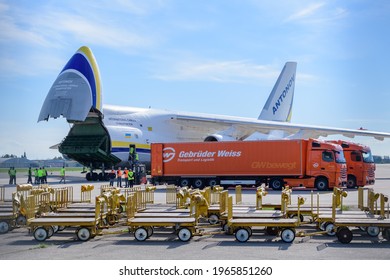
[0,0,389,159]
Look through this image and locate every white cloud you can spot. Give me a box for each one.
[286,2,326,22]
[154,59,282,83]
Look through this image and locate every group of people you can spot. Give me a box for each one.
[109,167,135,188]
[7,166,66,185]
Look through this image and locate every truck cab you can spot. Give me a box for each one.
[328,140,375,188]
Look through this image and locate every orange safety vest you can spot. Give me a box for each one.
[117,170,122,177]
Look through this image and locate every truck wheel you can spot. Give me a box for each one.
[179,178,191,187]
[315,177,328,191]
[208,179,218,187]
[193,179,204,189]
[347,175,357,188]
[269,178,284,190]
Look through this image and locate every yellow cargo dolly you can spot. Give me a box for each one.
[126,191,209,242]
[0,192,20,234]
[27,195,108,242]
[316,191,390,243]
[226,192,306,243]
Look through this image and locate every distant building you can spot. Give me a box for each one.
[0,157,38,168]
[0,157,82,168]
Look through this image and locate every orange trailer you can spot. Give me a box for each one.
[151,139,347,191]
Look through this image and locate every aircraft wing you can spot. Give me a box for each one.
[173,112,390,141]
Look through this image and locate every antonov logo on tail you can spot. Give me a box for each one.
[273,74,295,115]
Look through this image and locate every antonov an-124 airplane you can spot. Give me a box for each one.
[38,46,390,181]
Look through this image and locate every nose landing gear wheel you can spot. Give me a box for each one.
[177,227,192,242]
[235,228,250,242]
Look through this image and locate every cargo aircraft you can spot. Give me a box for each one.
[38,46,390,180]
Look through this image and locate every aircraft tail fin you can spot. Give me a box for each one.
[258,62,297,122]
[38,46,102,122]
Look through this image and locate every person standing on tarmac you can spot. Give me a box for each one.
[8,167,16,185]
[123,167,129,188]
[38,167,43,184]
[127,169,134,188]
[27,167,33,184]
[34,168,39,184]
[109,169,115,186]
[59,166,66,184]
[116,167,122,188]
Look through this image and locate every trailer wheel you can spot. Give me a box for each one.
[281,228,295,243]
[208,214,219,225]
[265,226,279,236]
[77,227,91,241]
[33,227,48,241]
[235,228,250,242]
[366,226,380,237]
[177,227,192,242]
[269,178,284,191]
[208,179,218,187]
[325,222,336,236]
[179,178,191,187]
[134,227,148,241]
[0,221,9,234]
[193,179,204,189]
[315,177,329,191]
[382,228,390,241]
[336,227,353,244]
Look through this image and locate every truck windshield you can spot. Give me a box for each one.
[335,150,346,163]
[362,151,374,163]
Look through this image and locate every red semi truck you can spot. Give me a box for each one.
[328,140,375,188]
[151,139,347,191]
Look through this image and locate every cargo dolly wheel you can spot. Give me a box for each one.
[16,215,27,226]
[33,227,48,241]
[265,226,279,236]
[134,227,148,241]
[208,214,219,225]
[280,228,295,243]
[235,228,250,243]
[177,227,192,242]
[366,226,380,237]
[325,222,336,236]
[382,228,390,241]
[0,221,10,234]
[146,226,154,238]
[336,227,353,244]
[77,227,91,241]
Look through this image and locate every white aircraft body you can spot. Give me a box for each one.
[38,46,390,179]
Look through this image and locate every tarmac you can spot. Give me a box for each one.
[0,165,390,261]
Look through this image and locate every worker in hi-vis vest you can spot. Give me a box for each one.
[127,169,134,188]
